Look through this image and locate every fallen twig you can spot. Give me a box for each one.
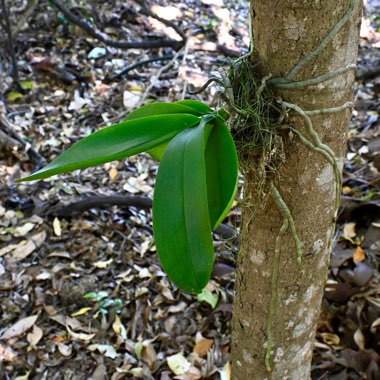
[43,195,235,239]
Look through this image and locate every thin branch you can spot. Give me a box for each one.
[49,0,184,50]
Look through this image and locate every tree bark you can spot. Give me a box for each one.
[231,1,362,379]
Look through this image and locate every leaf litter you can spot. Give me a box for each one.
[0,0,379,379]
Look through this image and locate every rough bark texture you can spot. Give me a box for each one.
[231,1,362,379]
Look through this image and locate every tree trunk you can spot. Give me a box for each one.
[231,1,362,379]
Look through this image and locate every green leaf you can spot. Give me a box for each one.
[125,102,204,120]
[175,100,211,114]
[153,124,214,294]
[197,288,218,309]
[19,114,200,182]
[205,119,238,229]
[124,102,206,161]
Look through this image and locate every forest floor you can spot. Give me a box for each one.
[0,1,379,379]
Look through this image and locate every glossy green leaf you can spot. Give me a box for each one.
[205,119,238,230]
[124,102,205,161]
[125,102,203,120]
[19,114,200,182]
[175,100,211,114]
[153,123,214,294]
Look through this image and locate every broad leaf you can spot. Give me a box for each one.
[175,100,211,114]
[205,119,238,229]
[153,124,214,294]
[125,102,207,161]
[19,114,200,181]
[125,102,203,120]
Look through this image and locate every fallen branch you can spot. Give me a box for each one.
[49,0,184,50]
[45,195,235,239]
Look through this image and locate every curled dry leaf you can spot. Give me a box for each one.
[66,325,95,341]
[354,329,366,350]
[112,315,127,339]
[319,332,340,346]
[57,342,72,357]
[1,315,38,340]
[370,318,380,333]
[93,258,113,269]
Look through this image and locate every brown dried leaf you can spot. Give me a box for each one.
[141,341,157,367]
[353,246,366,264]
[1,315,38,340]
[193,332,214,357]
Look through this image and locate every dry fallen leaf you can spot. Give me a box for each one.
[88,344,119,359]
[53,217,62,237]
[219,361,231,380]
[66,325,95,341]
[141,341,157,367]
[109,167,118,181]
[8,231,46,262]
[57,342,72,357]
[0,344,16,362]
[1,315,38,340]
[353,246,366,264]
[370,318,380,333]
[27,325,43,347]
[343,222,356,240]
[14,371,30,380]
[71,307,92,317]
[193,332,214,357]
[93,258,113,269]
[112,315,127,339]
[319,332,340,346]
[167,352,191,375]
[14,222,35,237]
[353,329,365,350]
